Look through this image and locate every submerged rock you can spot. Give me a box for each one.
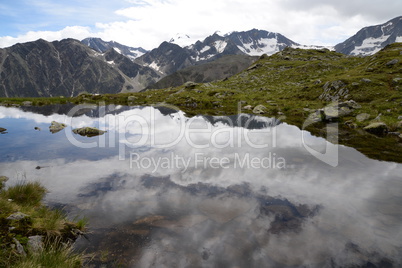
[72,127,106,137]
[363,122,388,136]
[49,121,67,134]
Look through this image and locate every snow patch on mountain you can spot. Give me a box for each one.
[149,61,162,72]
[350,35,390,55]
[213,41,227,53]
[113,47,122,54]
[238,38,284,56]
[200,46,211,53]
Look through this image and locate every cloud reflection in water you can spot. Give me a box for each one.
[0,105,401,267]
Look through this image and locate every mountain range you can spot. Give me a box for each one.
[0,16,401,97]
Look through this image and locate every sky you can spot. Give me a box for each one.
[0,0,401,49]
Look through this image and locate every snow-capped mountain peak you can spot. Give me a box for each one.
[81,37,148,60]
[169,33,196,47]
[335,16,402,55]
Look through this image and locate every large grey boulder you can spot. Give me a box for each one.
[322,100,360,121]
[363,122,388,136]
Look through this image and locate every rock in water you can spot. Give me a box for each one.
[0,127,7,133]
[49,121,67,134]
[72,127,106,137]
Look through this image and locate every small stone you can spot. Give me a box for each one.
[184,81,198,89]
[313,79,322,85]
[345,120,357,129]
[243,105,252,110]
[127,96,137,102]
[356,113,370,122]
[7,212,29,221]
[392,78,402,85]
[253,104,267,114]
[386,59,399,66]
[13,238,26,256]
[28,235,43,253]
[361,78,371,83]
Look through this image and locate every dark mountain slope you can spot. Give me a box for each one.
[0,39,161,97]
[146,54,258,90]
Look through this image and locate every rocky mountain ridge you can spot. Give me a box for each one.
[1,17,402,97]
[0,39,160,97]
[81,37,148,60]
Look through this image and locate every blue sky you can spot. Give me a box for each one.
[0,0,131,35]
[0,0,401,49]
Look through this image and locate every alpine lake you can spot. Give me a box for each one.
[1,103,402,267]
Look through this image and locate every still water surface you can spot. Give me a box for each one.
[0,104,401,267]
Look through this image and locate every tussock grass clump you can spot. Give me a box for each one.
[12,239,83,268]
[0,180,87,267]
[1,181,46,207]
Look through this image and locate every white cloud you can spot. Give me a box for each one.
[0,0,401,49]
[0,26,93,48]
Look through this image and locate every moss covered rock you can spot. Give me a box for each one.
[72,127,106,137]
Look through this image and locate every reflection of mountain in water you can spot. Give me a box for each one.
[19,104,139,117]
[19,104,281,130]
[203,114,281,129]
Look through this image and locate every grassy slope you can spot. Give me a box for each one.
[1,43,401,162]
